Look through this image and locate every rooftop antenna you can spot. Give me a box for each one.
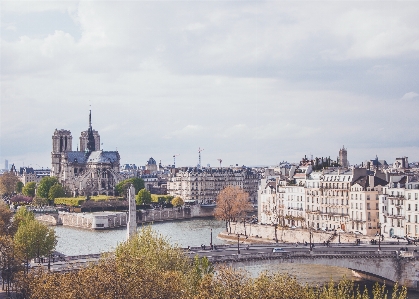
[217,159,222,168]
[173,154,180,168]
[198,147,204,169]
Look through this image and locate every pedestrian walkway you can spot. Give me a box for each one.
[0,290,15,299]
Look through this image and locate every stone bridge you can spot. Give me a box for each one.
[207,250,419,291]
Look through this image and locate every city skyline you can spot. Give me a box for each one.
[1,1,418,168]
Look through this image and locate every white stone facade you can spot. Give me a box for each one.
[167,167,259,203]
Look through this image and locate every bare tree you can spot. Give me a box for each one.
[214,186,252,233]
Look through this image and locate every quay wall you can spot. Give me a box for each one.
[35,205,215,229]
[226,222,393,245]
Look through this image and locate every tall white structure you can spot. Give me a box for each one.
[127,185,137,240]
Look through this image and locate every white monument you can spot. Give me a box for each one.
[127,184,137,240]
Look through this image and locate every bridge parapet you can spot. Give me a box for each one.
[207,250,419,291]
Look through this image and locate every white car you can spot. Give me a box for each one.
[272,247,285,253]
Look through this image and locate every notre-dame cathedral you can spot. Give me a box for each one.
[51,111,123,196]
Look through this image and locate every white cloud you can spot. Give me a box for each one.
[400,92,419,101]
[1,1,418,167]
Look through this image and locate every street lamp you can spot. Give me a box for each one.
[243,217,247,237]
[378,223,381,251]
[210,228,213,250]
[237,234,240,254]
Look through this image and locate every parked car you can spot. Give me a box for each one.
[272,247,286,253]
[354,231,363,235]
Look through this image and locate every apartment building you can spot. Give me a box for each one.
[167,166,260,203]
[349,175,387,235]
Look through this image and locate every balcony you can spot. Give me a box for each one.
[386,213,405,219]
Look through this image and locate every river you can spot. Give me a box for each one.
[54,219,419,298]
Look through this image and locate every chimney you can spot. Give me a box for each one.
[369,175,375,188]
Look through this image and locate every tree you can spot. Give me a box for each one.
[214,186,252,233]
[14,216,57,272]
[0,203,15,236]
[37,177,59,199]
[0,172,20,197]
[0,235,22,294]
[16,181,24,194]
[22,182,36,198]
[115,178,145,198]
[32,197,49,207]
[171,196,184,208]
[136,188,152,205]
[48,183,66,201]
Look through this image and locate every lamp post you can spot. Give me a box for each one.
[237,234,240,254]
[210,228,213,250]
[243,217,247,237]
[378,223,381,251]
[309,226,312,251]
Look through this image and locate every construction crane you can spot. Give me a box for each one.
[173,154,180,168]
[198,147,204,169]
[217,159,222,168]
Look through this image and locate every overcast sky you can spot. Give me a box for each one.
[1,1,418,169]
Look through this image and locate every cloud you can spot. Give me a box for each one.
[1,1,418,167]
[400,92,419,101]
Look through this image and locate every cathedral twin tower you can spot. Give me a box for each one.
[51,111,122,196]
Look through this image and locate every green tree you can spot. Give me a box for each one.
[171,196,184,207]
[48,183,66,201]
[37,177,59,199]
[16,181,24,193]
[14,217,57,271]
[0,235,22,294]
[12,207,35,235]
[115,178,145,198]
[136,188,152,205]
[0,172,20,196]
[22,182,36,198]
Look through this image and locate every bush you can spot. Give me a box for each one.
[53,198,85,207]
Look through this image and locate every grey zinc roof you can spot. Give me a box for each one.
[87,151,119,164]
[67,151,119,164]
[67,151,87,164]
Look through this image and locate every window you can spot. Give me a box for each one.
[367,203,370,210]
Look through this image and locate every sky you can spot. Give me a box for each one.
[1,0,418,169]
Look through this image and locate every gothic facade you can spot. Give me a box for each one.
[51,111,123,196]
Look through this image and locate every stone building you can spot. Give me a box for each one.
[167,166,260,203]
[51,111,123,196]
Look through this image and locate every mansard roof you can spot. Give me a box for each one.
[351,175,388,188]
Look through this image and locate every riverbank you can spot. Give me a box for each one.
[218,222,401,245]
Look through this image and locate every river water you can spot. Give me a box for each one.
[54,219,419,298]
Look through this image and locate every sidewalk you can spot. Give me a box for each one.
[0,290,15,299]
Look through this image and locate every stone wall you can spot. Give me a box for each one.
[228,222,381,244]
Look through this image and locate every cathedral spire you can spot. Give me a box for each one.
[87,110,96,152]
[89,110,92,128]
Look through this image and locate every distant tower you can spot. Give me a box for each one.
[339,146,348,168]
[4,160,8,171]
[51,129,73,177]
[127,185,137,240]
[198,147,204,169]
[80,110,100,152]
